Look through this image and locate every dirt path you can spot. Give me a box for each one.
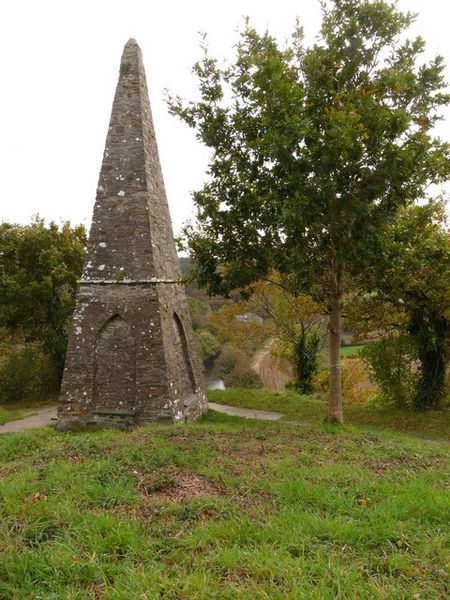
[252,343,291,392]
[0,406,57,433]
[0,402,284,434]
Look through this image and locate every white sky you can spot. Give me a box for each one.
[1,0,449,235]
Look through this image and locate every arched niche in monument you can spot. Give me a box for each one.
[93,314,136,416]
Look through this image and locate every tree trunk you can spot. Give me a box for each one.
[328,288,343,423]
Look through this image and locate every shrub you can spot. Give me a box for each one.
[189,298,211,331]
[312,357,374,405]
[212,344,244,379]
[293,331,320,394]
[224,362,262,389]
[341,358,375,405]
[361,335,418,408]
[409,309,448,409]
[213,344,261,389]
[195,329,221,362]
[0,344,59,403]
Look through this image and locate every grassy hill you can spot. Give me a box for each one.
[209,389,450,441]
[0,391,448,599]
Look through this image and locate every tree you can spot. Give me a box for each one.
[361,333,419,408]
[209,301,269,355]
[347,200,449,408]
[210,276,323,392]
[168,0,450,421]
[245,278,323,393]
[369,202,450,408]
[0,219,86,377]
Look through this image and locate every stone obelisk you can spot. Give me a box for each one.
[57,39,206,430]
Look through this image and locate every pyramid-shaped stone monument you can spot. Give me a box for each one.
[57,39,207,430]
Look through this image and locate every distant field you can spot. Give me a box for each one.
[340,344,365,357]
[0,390,448,598]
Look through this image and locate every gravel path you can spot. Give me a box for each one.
[0,406,57,433]
[0,402,284,434]
[207,402,284,421]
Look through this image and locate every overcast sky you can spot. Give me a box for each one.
[1,0,449,235]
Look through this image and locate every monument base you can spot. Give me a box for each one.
[56,390,208,431]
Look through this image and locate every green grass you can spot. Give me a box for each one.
[0,397,57,426]
[0,403,448,599]
[0,407,28,426]
[209,388,450,441]
[340,344,364,357]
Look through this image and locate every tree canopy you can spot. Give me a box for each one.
[168,0,450,421]
[365,202,450,408]
[0,219,86,375]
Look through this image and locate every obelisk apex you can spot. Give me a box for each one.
[82,37,180,284]
[57,40,206,430]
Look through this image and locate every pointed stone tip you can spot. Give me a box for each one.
[124,38,139,49]
[120,38,142,66]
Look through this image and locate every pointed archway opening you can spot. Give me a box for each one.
[93,314,136,415]
[173,312,196,393]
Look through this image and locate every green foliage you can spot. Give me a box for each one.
[362,336,419,408]
[168,0,450,421]
[0,344,59,404]
[243,278,324,393]
[212,343,243,378]
[189,297,212,331]
[179,255,192,276]
[224,360,261,389]
[362,202,450,409]
[0,219,86,376]
[212,343,261,388]
[294,331,320,394]
[410,309,448,409]
[209,302,269,355]
[168,1,450,294]
[313,358,375,405]
[194,328,221,361]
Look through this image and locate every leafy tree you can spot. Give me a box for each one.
[189,297,212,330]
[410,309,448,408]
[0,219,86,377]
[347,201,449,408]
[168,0,450,421]
[245,278,323,393]
[209,302,269,355]
[195,328,221,362]
[294,332,321,394]
[0,344,60,403]
[207,276,323,392]
[212,343,261,389]
[368,202,450,408]
[361,334,419,408]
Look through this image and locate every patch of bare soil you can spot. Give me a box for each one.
[217,437,287,462]
[252,344,291,392]
[129,465,219,503]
